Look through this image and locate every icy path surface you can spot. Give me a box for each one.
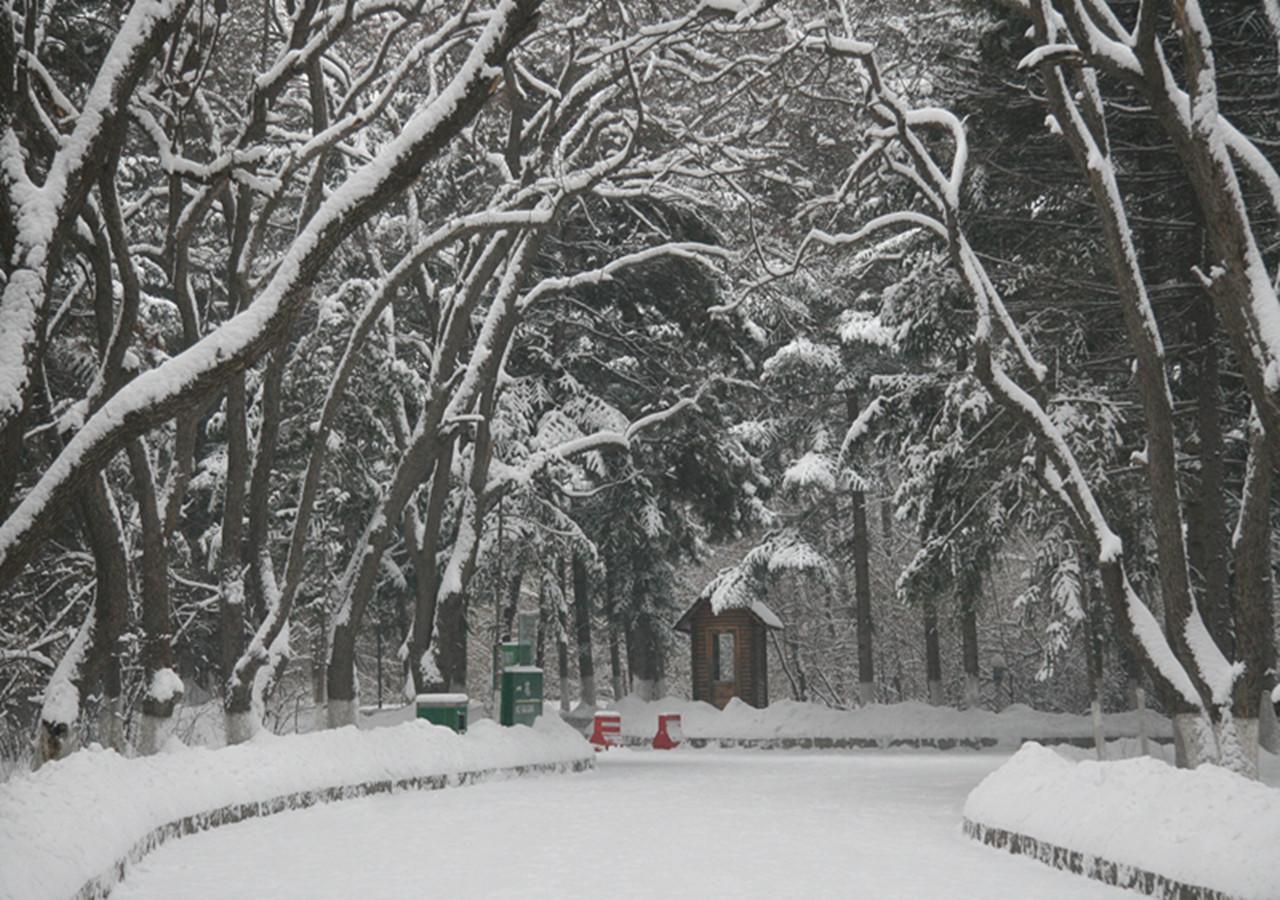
[113,750,1124,899]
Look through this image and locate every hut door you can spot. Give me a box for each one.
[707,627,740,709]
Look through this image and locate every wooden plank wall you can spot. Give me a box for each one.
[690,606,767,708]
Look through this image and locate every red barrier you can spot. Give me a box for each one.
[652,712,683,750]
[589,711,622,751]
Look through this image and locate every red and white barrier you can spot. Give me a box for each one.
[589,711,623,751]
[653,712,683,750]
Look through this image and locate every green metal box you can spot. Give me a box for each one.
[415,693,468,733]
[499,666,543,726]
[495,641,533,673]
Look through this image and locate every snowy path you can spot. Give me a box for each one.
[112,750,1125,899]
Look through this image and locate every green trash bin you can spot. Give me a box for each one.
[415,693,468,733]
[499,666,543,727]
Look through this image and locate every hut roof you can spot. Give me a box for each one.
[673,596,784,633]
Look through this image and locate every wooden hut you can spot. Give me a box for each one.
[674,597,782,709]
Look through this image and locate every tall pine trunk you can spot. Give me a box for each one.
[609,629,625,702]
[923,595,944,706]
[571,553,596,707]
[626,600,666,702]
[851,491,875,705]
[1081,554,1107,760]
[960,593,980,710]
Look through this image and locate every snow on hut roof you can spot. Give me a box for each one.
[674,595,784,633]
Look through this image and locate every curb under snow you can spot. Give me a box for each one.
[0,717,594,900]
[962,819,1233,900]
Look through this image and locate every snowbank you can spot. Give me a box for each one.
[964,742,1280,899]
[0,717,591,900]
[607,696,1171,747]
[1052,738,1280,789]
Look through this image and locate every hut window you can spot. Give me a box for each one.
[713,631,735,682]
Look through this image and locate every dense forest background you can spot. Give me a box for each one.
[2,0,1279,777]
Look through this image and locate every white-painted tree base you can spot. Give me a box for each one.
[224,711,256,746]
[632,677,665,702]
[1258,690,1280,754]
[858,682,875,706]
[1133,687,1151,758]
[1089,700,1106,760]
[137,714,175,756]
[963,675,981,709]
[927,680,944,707]
[326,699,357,730]
[97,698,124,752]
[1173,712,1216,769]
[1217,717,1258,779]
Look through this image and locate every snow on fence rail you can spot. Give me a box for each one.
[963,743,1280,900]
[0,717,593,900]
[591,697,1171,748]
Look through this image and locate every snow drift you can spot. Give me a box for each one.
[608,696,1171,746]
[0,717,591,900]
[964,742,1280,899]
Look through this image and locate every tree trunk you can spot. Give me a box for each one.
[1081,556,1106,760]
[242,340,289,623]
[1031,20,1222,725]
[1173,713,1218,769]
[500,567,522,642]
[571,553,596,708]
[127,440,181,755]
[609,629,625,702]
[627,609,666,702]
[959,583,980,709]
[436,591,468,694]
[1228,424,1272,774]
[407,447,454,694]
[1259,690,1280,755]
[788,636,808,702]
[1187,303,1233,652]
[923,595,943,706]
[309,599,329,731]
[535,579,549,670]
[851,491,875,705]
[556,624,571,714]
[325,183,528,727]
[218,374,256,742]
[81,475,129,752]
[36,612,96,766]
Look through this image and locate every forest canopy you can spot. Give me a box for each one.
[1,0,1278,780]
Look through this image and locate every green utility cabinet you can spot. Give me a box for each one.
[499,666,543,726]
[494,640,533,675]
[415,693,468,733]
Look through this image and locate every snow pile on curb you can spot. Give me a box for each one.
[0,717,590,900]
[607,696,1171,745]
[1052,738,1280,788]
[964,742,1280,899]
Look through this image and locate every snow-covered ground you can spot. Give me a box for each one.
[112,750,1126,899]
[604,695,1171,745]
